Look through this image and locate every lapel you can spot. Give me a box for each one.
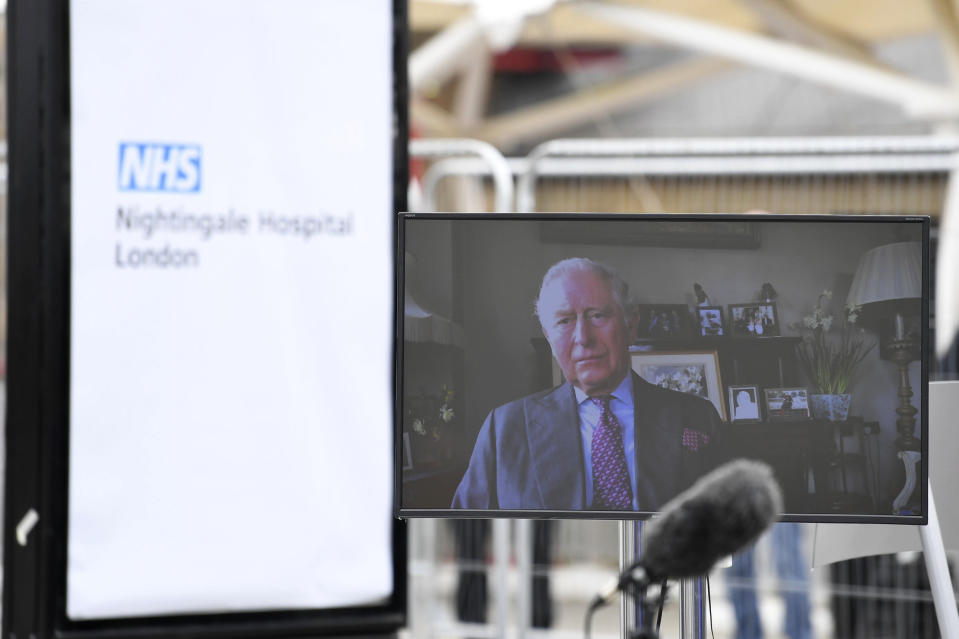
[525,383,587,509]
[632,373,681,510]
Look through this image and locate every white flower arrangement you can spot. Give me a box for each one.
[795,290,873,394]
[407,385,456,444]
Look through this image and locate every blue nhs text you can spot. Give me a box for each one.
[118,143,202,192]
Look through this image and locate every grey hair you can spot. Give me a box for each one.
[534,257,631,324]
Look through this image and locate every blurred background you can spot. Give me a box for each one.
[403,1,959,638]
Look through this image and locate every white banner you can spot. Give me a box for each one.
[69,0,395,619]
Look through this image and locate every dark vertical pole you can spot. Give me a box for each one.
[391,0,410,622]
[3,3,44,634]
[4,2,70,639]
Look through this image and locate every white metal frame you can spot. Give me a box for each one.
[515,136,959,212]
[410,138,514,213]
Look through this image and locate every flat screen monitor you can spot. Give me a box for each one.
[396,213,928,524]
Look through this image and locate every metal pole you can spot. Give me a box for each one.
[494,518,512,639]
[515,519,533,639]
[419,518,437,639]
[679,578,705,639]
[619,521,642,638]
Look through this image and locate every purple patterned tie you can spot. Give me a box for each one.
[590,395,633,510]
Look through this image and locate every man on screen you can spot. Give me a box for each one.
[451,258,724,511]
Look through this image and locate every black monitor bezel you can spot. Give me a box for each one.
[3,1,409,638]
[395,212,930,525]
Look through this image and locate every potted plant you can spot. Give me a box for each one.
[794,290,874,421]
[405,385,457,466]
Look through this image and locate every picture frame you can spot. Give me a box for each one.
[630,349,726,420]
[728,302,781,337]
[635,304,692,339]
[728,384,762,422]
[763,387,812,421]
[696,305,725,337]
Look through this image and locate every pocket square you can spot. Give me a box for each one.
[682,428,710,452]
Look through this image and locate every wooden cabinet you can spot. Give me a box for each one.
[726,418,878,515]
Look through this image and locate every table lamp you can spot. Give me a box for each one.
[846,241,922,453]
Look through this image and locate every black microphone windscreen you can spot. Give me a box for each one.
[640,459,782,581]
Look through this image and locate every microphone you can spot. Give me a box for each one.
[591,458,782,607]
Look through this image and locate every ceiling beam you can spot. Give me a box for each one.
[409,13,486,94]
[927,0,959,89]
[411,0,937,46]
[476,56,730,149]
[739,0,881,67]
[574,1,959,119]
[452,47,493,129]
[411,96,463,137]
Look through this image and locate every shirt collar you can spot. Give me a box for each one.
[573,372,633,406]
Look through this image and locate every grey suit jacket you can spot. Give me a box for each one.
[451,373,724,512]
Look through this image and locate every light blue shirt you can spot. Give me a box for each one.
[574,374,638,509]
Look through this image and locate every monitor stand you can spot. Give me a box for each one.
[619,521,640,634]
[619,521,706,639]
[919,481,959,638]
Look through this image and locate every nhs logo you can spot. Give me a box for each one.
[118,142,202,192]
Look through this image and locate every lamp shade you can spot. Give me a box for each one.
[404,290,463,345]
[846,241,922,308]
[404,251,463,345]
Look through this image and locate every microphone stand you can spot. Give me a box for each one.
[627,582,664,639]
[619,521,662,639]
[619,521,642,638]
[679,577,706,638]
[618,521,706,639]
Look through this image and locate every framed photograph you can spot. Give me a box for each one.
[728,385,762,422]
[402,432,414,470]
[635,304,692,339]
[696,306,725,336]
[630,350,726,420]
[764,387,812,420]
[728,302,781,337]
